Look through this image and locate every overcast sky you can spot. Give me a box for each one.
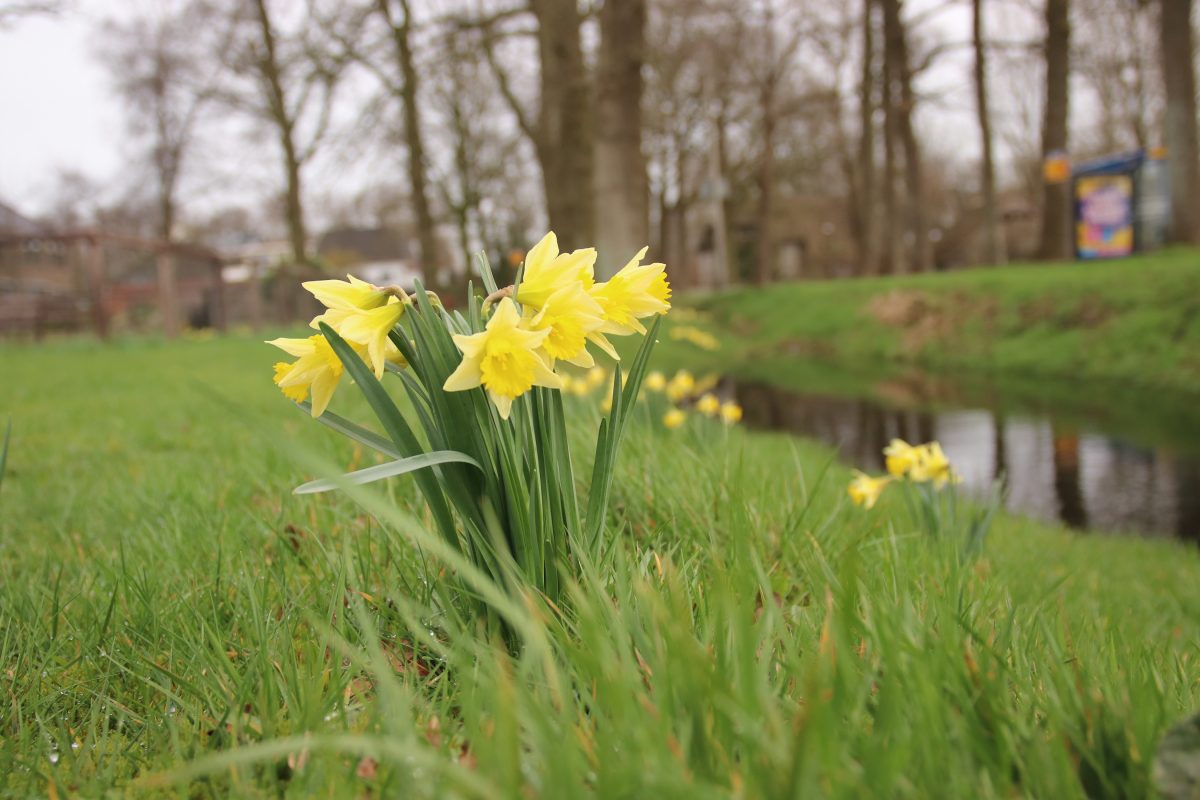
[0,3,125,209]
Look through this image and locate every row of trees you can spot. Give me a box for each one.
[86,0,1200,288]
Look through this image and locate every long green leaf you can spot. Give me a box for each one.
[294,450,481,495]
[585,317,662,547]
[475,251,499,295]
[297,403,403,459]
[317,322,459,549]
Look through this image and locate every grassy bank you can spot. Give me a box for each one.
[1,335,1198,797]
[675,248,1200,394]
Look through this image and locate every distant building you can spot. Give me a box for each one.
[1,197,225,336]
[933,193,1040,268]
[0,200,46,236]
[220,239,293,284]
[731,193,857,281]
[0,197,76,297]
[317,226,421,287]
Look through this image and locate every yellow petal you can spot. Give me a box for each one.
[489,391,514,420]
[309,368,341,417]
[443,355,484,392]
[267,337,314,359]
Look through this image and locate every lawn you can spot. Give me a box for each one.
[671,248,1200,394]
[1,334,1198,797]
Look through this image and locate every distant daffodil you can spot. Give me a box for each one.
[719,401,743,425]
[848,471,892,509]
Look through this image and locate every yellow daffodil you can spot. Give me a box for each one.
[696,393,720,417]
[663,408,687,429]
[666,370,695,402]
[669,325,720,351]
[916,441,960,488]
[302,275,389,311]
[648,270,672,305]
[884,439,920,478]
[523,282,604,367]
[720,402,743,425]
[268,334,364,417]
[644,371,667,392]
[848,471,892,509]
[586,366,608,389]
[515,232,598,310]
[443,297,561,419]
[883,439,961,488]
[569,379,591,397]
[693,373,720,395]
[272,362,308,403]
[329,297,408,379]
[589,247,671,336]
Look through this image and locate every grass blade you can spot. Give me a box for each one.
[0,417,10,494]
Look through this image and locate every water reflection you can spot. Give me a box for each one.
[734,382,1200,542]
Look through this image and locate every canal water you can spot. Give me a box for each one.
[732,378,1200,543]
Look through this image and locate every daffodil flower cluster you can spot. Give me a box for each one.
[268,232,670,423]
[268,277,408,417]
[641,368,742,430]
[882,439,961,488]
[668,325,720,352]
[849,439,995,559]
[848,438,962,509]
[452,231,669,419]
[268,232,671,636]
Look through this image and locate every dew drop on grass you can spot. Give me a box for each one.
[48,749,59,765]
[70,742,79,751]
[168,704,177,715]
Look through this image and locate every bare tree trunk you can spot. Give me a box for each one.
[1037,0,1071,260]
[755,88,776,286]
[152,67,182,243]
[252,0,309,271]
[857,0,878,275]
[973,0,1005,265]
[529,0,594,250]
[594,0,649,277]
[157,178,176,243]
[754,11,778,287]
[882,0,928,271]
[1160,0,1200,243]
[282,146,308,267]
[657,188,672,279]
[716,100,737,284]
[1128,8,1150,151]
[880,0,900,274]
[377,0,440,285]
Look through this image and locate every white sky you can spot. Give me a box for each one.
[0,2,124,207]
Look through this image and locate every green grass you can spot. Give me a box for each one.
[1,335,1198,797]
[674,248,1200,394]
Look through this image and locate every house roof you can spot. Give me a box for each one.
[0,200,46,236]
[317,227,413,263]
